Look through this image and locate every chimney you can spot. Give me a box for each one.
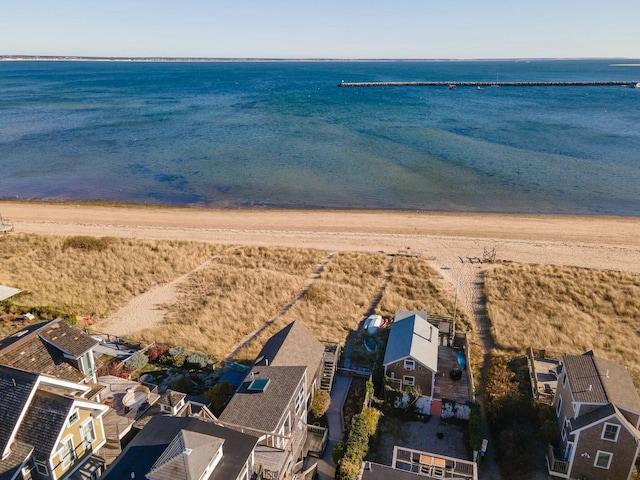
[265,359,269,366]
[606,369,610,378]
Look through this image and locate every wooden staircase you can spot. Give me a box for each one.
[320,343,340,392]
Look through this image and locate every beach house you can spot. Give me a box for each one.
[547,351,640,480]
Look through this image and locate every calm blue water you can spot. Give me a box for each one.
[1,60,639,215]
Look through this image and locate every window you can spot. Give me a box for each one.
[80,352,94,379]
[594,451,612,469]
[35,460,48,476]
[403,376,415,386]
[556,395,563,417]
[562,372,567,388]
[404,359,415,371]
[68,410,79,426]
[60,437,76,469]
[81,419,96,448]
[602,423,620,442]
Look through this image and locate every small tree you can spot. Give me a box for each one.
[168,346,187,357]
[310,389,331,418]
[204,381,235,416]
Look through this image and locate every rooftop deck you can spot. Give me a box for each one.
[526,348,560,405]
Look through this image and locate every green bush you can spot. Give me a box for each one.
[171,355,185,368]
[124,351,149,370]
[331,442,346,464]
[186,351,209,369]
[468,402,483,452]
[336,409,382,480]
[168,346,187,357]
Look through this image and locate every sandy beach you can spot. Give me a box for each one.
[2,201,639,337]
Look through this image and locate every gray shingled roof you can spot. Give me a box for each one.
[382,311,438,372]
[0,439,34,480]
[254,321,325,391]
[147,430,224,480]
[159,389,187,408]
[570,403,640,439]
[219,365,306,433]
[16,390,73,460]
[0,366,39,460]
[103,416,259,480]
[38,319,98,358]
[0,320,90,383]
[563,351,640,413]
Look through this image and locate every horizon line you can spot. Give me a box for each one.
[1,54,639,63]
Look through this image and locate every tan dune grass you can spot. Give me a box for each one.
[485,264,640,387]
[0,234,220,319]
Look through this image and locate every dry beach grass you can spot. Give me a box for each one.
[1,201,639,379]
[485,263,640,386]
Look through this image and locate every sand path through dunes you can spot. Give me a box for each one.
[2,202,639,341]
[98,255,219,337]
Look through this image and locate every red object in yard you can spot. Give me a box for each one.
[431,399,442,416]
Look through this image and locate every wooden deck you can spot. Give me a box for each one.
[434,346,469,403]
[526,348,560,404]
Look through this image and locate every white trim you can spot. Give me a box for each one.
[594,450,613,469]
[80,418,97,449]
[403,375,415,387]
[601,422,620,442]
[1,374,42,459]
[68,409,80,426]
[34,459,48,476]
[404,359,415,371]
[59,434,76,470]
[556,394,563,417]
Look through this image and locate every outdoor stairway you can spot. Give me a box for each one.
[321,359,334,391]
[320,343,340,392]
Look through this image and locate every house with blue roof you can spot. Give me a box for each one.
[383,311,439,398]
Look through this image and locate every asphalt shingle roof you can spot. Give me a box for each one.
[147,430,224,480]
[0,320,94,383]
[383,311,438,372]
[0,440,34,480]
[16,390,73,460]
[255,321,324,391]
[563,351,640,413]
[103,416,259,480]
[219,365,306,433]
[0,366,38,459]
[38,320,98,358]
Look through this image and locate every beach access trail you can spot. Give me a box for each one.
[3,202,639,338]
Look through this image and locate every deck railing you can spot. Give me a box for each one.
[547,444,569,476]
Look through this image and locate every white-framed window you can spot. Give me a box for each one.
[68,409,79,426]
[81,418,96,448]
[80,352,94,379]
[556,395,563,417]
[403,376,415,386]
[34,460,48,476]
[60,436,76,469]
[602,423,620,442]
[561,417,568,441]
[562,372,567,388]
[404,359,415,371]
[594,450,613,469]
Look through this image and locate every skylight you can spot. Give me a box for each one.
[248,377,270,392]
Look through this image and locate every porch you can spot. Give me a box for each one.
[546,444,569,478]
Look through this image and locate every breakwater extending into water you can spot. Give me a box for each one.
[338,81,639,88]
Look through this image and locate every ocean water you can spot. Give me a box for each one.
[1,59,639,215]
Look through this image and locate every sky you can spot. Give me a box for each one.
[1,1,639,59]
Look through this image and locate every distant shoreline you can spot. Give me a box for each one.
[1,55,638,63]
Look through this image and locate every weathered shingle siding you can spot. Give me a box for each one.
[571,419,639,480]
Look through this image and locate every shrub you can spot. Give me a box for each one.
[170,374,197,395]
[468,402,483,452]
[124,351,149,370]
[359,407,382,437]
[310,390,331,418]
[171,355,185,368]
[204,381,235,416]
[146,343,170,362]
[331,442,346,464]
[186,351,209,369]
[62,236,113,252]
[336,410,381,480]
[168,346,187,357]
